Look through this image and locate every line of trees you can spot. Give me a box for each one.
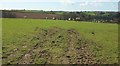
[2,10,16,18]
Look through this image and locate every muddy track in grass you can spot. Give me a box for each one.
[3,27,99,64]
[18,27,66,64]
[62,29,97,64]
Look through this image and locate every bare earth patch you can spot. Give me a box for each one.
[2,27,100,64]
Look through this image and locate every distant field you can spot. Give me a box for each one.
[2,18,118,64]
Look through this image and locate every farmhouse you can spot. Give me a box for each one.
[76,17,81,21]
[23,16,27,18]
[68,18,71,21]
[52,17,56,20]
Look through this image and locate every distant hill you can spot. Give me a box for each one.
[1,10,119,23]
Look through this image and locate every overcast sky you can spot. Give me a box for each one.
[0,0,119,11]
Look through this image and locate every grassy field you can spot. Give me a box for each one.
[2,18,118,64]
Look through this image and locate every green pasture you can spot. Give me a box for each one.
[2,18,118,64]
